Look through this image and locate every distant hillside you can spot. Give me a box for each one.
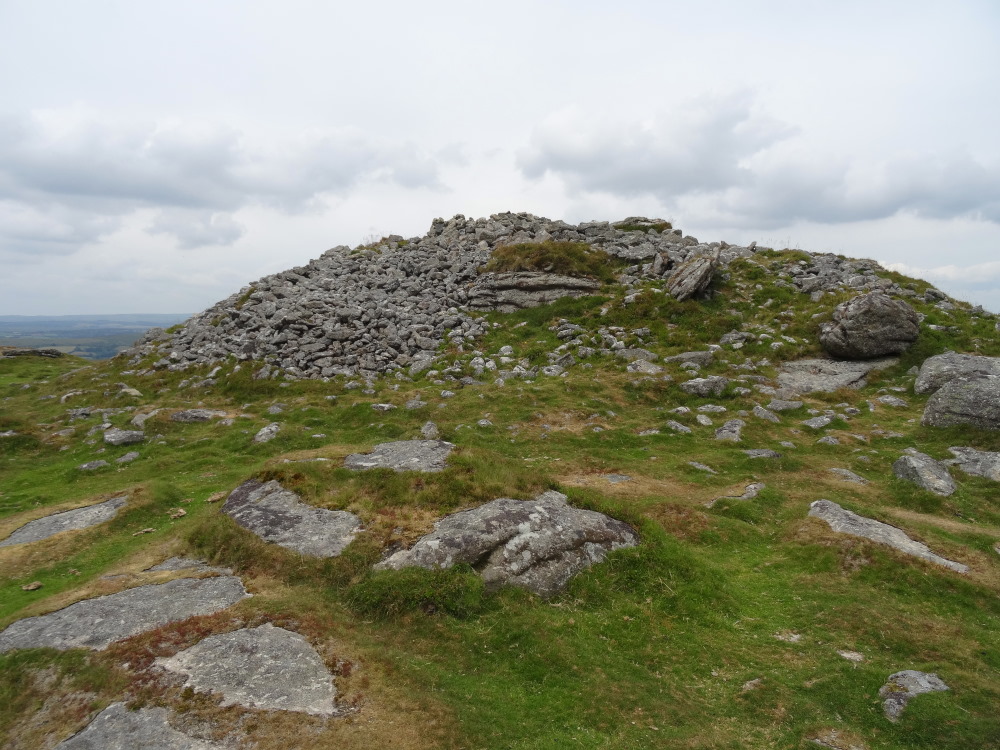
[0,314,190,360]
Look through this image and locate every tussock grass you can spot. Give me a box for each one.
[481,241,619,282]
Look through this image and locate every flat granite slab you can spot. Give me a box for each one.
[0,576,250,652]
[55,703,222,749]
[0,496,127,548]
[156,623,336,715]
[223,480,362,557]
[344,440,454,473]
[808,500,967,573]
[777,358,898,394]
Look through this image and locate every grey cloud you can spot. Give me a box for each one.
[0,113,445,255]
[519,99,1000,229]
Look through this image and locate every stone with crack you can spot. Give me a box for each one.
[375,491,639,597]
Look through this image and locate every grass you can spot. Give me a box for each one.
[480,241,620,283]
[1,254,999,748]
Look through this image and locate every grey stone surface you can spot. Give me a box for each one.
[344,439,454,472]
[666,255,716,301]
[665,420,692,434]
[744,448,780,459]
[709,482,765,508]
[662,350,715,366]
[420,421,440,439]
[753,405,780,423]
[922,375,1000,430]
[170,409,227,423]
[115,451,140,464]
[146,557,233,575]
[715,419,745,442]
[777,358,898,393]
[0,496,127,547]
[55,702,222,749]
[680,376,728,397]
[467,272,602,313]
[828,468,869,484]
[808,500,967,573]
[223,479,361,557]
[892,452,956,496]
[877,394,908,407]
[947,446,1000,481]
[252,422,281,443]
[879,670,949,722]
[626,359,663,374]
[103,428,144,446]
[767,399,803,411]
[77,460,109,471]
[688,461,717,473]
[914,351,1000,395]
[155,624,336,715]
[819,292,919,359]
[375,491,639,597]
[802,416,833,429]
[0,576,250,651]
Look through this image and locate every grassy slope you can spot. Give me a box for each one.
[0,252,998,749]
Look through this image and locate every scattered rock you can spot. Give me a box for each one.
[155,624,336,715]
[666,254,717,301]
[665,420,692,434]
[767,399,803,411]
[680,376,728,397]
[103,428,144,446]
[879,670,949,722]
[777,358,898,394]
[223,480,362,557]
[21,581,43,591]
[375,491,639,597]
[837,650,865,663]
[802,416,833,429]
[743,449,780,459]
[752,405,780,423]
[816,436,841,445]
[819,292,919,359]
[626,359,663,374]
[54,702,223,750]
[420,421,440,439]
[714,419,744,442]
[808,500,967,573]
[0,496,127,547]
[709,482,765,507]
[892,452,956,496]
[252,423,281,443]
[921,375,1000,430]
[0,576,250,651]
[145,557,232,575]
[468,272,602,313]
[688,462,717,474]
[947,446,1000,481]
[914,351,1000,395]
[372,403,396,412]
[809,727,868,750]
[603,474,631,484]
[828,468,868,484]
[344,440,454,472]
[76,460,109,471]
[116,451,140,464]
[663,350,715,366]
[877,394,908,407]
[170,409,227,423]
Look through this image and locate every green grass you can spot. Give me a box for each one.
[481,241,620,283]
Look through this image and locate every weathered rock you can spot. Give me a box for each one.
[752,405,780,423]
[807,500,967,573]
[0,496,127,548]
[76,460,109,471]
[767,399,803,411]
[375,491,638,597]
[252,422,281,443]
[662,350,715,366]
[666,255,716,301]
[715,419,745,442]
[802,416,833,429]
[922,375,1000,430]
[947,446,1000,481]
[0,576,250,651]
[708,482,765,508]
[223,479,361,557]
[680,376,728,397]
[892,452,956,496]
[467,273,602,313]
[116,451,140,464]
[145,557,232,575]
[626,359,663,374]
[55,703,222,749]
[777,358,898,393]
[743,448,780,459]
[344,440,454,472]
[103,428,144,446]
[170,409,227,423]
[155,624,336,715]
[828,468,869,484]
[665,420,692,434]
[420,421,440,439]
[914,351,1000,395]
[819,292,919,359]
[879,670,949,722]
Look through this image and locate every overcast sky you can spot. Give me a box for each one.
[1,0,998,315]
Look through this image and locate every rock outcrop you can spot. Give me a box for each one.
[777,358,898,393]
[921,375,1000,430]
[344,440,454,472]
[55,703,223,750]
[819,292,919,359]
[0,495,127,548]
[879,670,949,722]
[375,491,639,597]
[914,351,1000,395]
[467,273,602,313]
[947,446,1000,481]
[892,451,956,496]
[666,254,717,301]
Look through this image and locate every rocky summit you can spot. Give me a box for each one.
[2,211,999,750]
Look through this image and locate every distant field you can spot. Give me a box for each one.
[0,314,190,360]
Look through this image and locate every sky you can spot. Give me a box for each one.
[1,0,998,315]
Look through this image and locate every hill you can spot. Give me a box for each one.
[1,213,999,749]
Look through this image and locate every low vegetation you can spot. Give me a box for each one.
[480,241,620,282]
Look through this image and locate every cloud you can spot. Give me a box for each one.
[886,260,1000,285]
[518,95,1000,230]
[0,111,447,255]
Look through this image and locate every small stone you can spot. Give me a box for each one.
[715,419,745,442]
[753,405,780,423]
[688,462,717,474]
[405,398,428,409]
[604,474,631,484]
[253,423,281,443]
[828,468,869,484]
[696,414,714,426]
[21,582,43,591]
[837,650,865,662]
[115,451,140,464]
[802,416,833,429]
[103,428,144,446]
[892,452,956,496]
[440,390,456,398]
[665,420,691,434]
[372,403,397,412]
[743,449,780,459]
[77,460,109,471]
[879,670,949,722]
[817,436,841,445]
[420,421,440,439]
[344,440,454,473]
[877,394,908,407]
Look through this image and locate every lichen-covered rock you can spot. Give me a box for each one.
[55,703,222,749]
[914,351,1000,395]
[0,496,127,547]
[819,292,919,359]
[344,440,454,472]
[155,624,336,715]
[947,446,1000,481]
[808,500,967,573]
[0,576,250,651]
[103,428,144,446]
[879,670,949,722]
[892,451,956,496]
[223,479,361,557]
[375,491,639,597]
[467,272,601,313]
[666,255,716,301]
[170,409,227,423]
[714,419,745,442]
[679,376,728,397]
[777,358,898,393]
[921,375,1000,430]
[252,422,281,443]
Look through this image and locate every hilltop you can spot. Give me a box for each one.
[1,213,999,750]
